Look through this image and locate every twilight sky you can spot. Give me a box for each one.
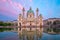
[0,0,60,21]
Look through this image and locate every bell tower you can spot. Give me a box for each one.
[22,7,25,18]
[36,8,39,18]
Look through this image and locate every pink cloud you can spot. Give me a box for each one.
[0,0,7,2]
[0,7,18,17]
[16,3,23,10]
[30,0,32,2]
[0,0,23,18]
[7,0,13,5]
[7,0,23,10]
[13,2,23,10]
[2,0,6,2]
[0,0,23,10]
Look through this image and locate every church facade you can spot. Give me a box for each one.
[18,7,43,31]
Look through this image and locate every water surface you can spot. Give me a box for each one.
[0,32,60,40]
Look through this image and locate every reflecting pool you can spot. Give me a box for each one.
[0,32,60,40]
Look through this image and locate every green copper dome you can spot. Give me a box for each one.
[27,7,34,13]
[27,10,34,13]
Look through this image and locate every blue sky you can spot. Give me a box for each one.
[0,0,60,21]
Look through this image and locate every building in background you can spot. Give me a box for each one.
[43,18,60,32]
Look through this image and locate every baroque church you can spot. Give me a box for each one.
[18,7,43,32]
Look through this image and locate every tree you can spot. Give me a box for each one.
[0,21,3,26]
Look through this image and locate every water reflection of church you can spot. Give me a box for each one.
[18,7,43,32]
